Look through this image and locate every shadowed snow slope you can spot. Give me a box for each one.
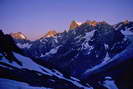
[0,52,93,89]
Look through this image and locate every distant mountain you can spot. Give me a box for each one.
[10,32,27,40]
[1,20,133,89]
[41,30,58,38]
[14,20,133,77]
[84,20,98,26]
[69,20,82,30]
[0,30,93,89]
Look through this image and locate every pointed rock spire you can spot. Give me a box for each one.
[10,32,27,40]
[69,20,82,30]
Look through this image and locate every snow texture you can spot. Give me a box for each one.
[44,46,61,56]
[121,30,133,36]
[0,78,52,89]
[103,76,119,89]
[83,43,133,76]
[0,52,92,89]
[17,43,32,49]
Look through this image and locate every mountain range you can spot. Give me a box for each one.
[0,20,133,89]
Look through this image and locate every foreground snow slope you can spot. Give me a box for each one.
[0,78,52,89]
[0,52,93,89]
[82,43,133,79]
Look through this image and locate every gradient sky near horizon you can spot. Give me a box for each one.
[0,0,133,40]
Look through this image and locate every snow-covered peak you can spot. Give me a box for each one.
[75,21,82,25]
[41,30,58,38]
[10,32,27,40]
[69,20,82,30]
[84,20,108,27]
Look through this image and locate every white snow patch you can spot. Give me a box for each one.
[70,76,80,82]
[74,35,81,40]
[103,76,119,89]
[114,24,123,30]
[81,30,95,50]
[75,21,82,25]
[82,41,90,49]
[84,30,96,41]
[81,41,94,51]
[121,30,133,35]
[102,52,110,64]
[84,43,133,76]
[40,39,48,44]
[104,44,109,49]
[54,36,58,43]
[121,28,133,36]
[17,43,32,49]
[53,69,63,76]
[0,53,52,76]
[0,53,93,89]
[0,78,52,89]
[40,53,45,57]
[126,26,133,31]
[45,46,61,56]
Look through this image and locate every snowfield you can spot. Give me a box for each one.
[0,52,93,89]
[103,76,118,89]
[82,43,133,80]
[0,78,52,89]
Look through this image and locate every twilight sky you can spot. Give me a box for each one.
[0,0,133,40]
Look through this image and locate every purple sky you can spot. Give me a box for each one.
[0,0,133,40]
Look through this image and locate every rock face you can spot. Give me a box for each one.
[1,20,133,89]
[0,31,92,89]
[10,32,27,40]
[84,20,98,26]
[69,20,82,30]
[14,21,133,78]
[42,30,58,38]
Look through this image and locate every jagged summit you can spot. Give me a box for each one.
[69,20,82,30]
[83,20,108,26]
[69,20,109,30]
[84,20,97,26]
[10,32,27,40]
[42,30,58,38]
[1,20,133,89]
[123,20,129,24]
[9,20,133,40]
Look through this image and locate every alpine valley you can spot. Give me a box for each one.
[0,20,133,89]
